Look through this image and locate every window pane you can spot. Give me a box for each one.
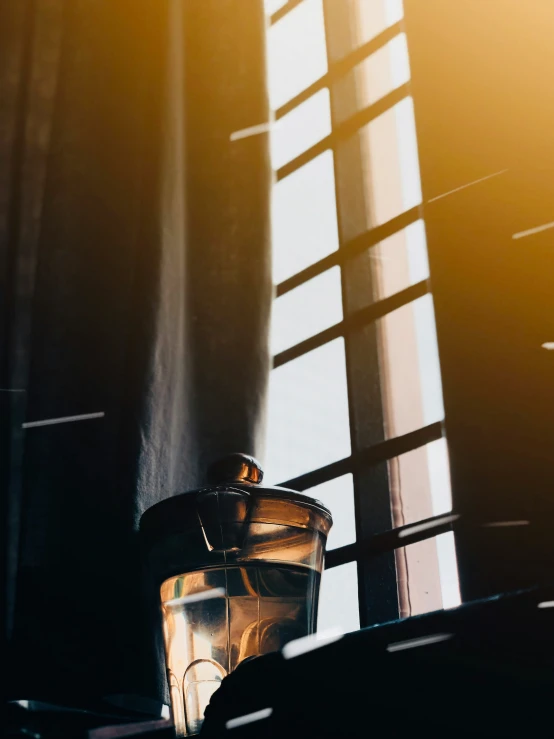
[389,437,452,527]
[271,267,343,355]
[363,219,429,301]
[264,338,351,483]
[396,536,443,617]
[272,151,339,284]
[436,532,461,609]
[264,0,287,15]
[396,533,461,617]
[317,562,360,633]
[358,33,410,108]
[389,437,460,616]
[334,34,410,125]
[271,89,332,170]
[353,97,422,228]
[378,293,444,439]
[309,474,356,551]
[354,0,404,49]
[268,0,328,110]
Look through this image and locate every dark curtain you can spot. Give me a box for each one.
[1,0,271,706]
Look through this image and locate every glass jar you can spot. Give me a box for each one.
[140,453,332,736]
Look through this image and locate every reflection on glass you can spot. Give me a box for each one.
[271,89,332,170]
[162,563,322,735]
[268,0,327,110]
[272,151,339,284]
[317,561,360,633]
[271,267,343,355]
[309,474,356,551]
[265,338,351,483]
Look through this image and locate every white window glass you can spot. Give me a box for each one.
[389,437,460,614]
[272,151,339,284]
[268,0,328,110]
[398,533,460,617]
[271,89,332,170]
[367,219,429,301]
[360,97,422,226]
[355,0,404,48]
[436,532,461,609]
[317,562,360,633]
[389,437,452,526]
[271,267,343,356]
[264,338,351,483]
[378,294,444,439]
[309,474,356,551]
[264,0,287,15]
[356,34,410,110]
[412,294,444,427]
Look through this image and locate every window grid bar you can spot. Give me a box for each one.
[275,21,403,120]
[276,83,409,182]
[276,206,420,297]
[270,0,304,25]
[279,420,442,492]
[321,0,401,627]
[273,279,429,368]
[326,510,458,570]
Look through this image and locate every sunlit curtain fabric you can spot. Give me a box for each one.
[0,0,271,704]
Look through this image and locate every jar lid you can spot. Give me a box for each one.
[139,453,332,543]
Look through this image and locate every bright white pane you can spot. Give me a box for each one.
[426,437,452,516]
[355,34,410,111]
[379,294,444,439]
[264,0,287,15]
[390,438,459,613]
[368,219,429,301]
[355,0,404,48]
[398,538,443,616]
[271,89,332,170]
[395,98,423,212]
[412,294,444,427]
[317,562,360,633]
[272,151,339,284]
[436,532,461,608]
[362,97,422,226]
[268,0,328,110]
[406,219,430,284]
[264,338,351,483]
[385,0,404,24]
[271,267,343,355]
[309,474,356,551]
[388,437,451,526]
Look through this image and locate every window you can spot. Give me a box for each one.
[264,0,460,633]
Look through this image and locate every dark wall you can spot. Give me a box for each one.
[406,0,554,600]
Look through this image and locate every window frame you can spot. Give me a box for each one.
[269,0,454,628]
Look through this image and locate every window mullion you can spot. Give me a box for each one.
[322,0,400,627]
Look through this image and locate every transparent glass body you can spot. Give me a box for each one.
[161,561,320,735]
[151,492,330,737]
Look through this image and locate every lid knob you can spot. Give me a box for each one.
[207,453,264,485]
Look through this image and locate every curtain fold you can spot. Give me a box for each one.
[1,0,271,705]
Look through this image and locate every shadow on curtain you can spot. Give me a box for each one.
[0,0,271,705]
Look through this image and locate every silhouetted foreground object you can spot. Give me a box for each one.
[201,587,554,738]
